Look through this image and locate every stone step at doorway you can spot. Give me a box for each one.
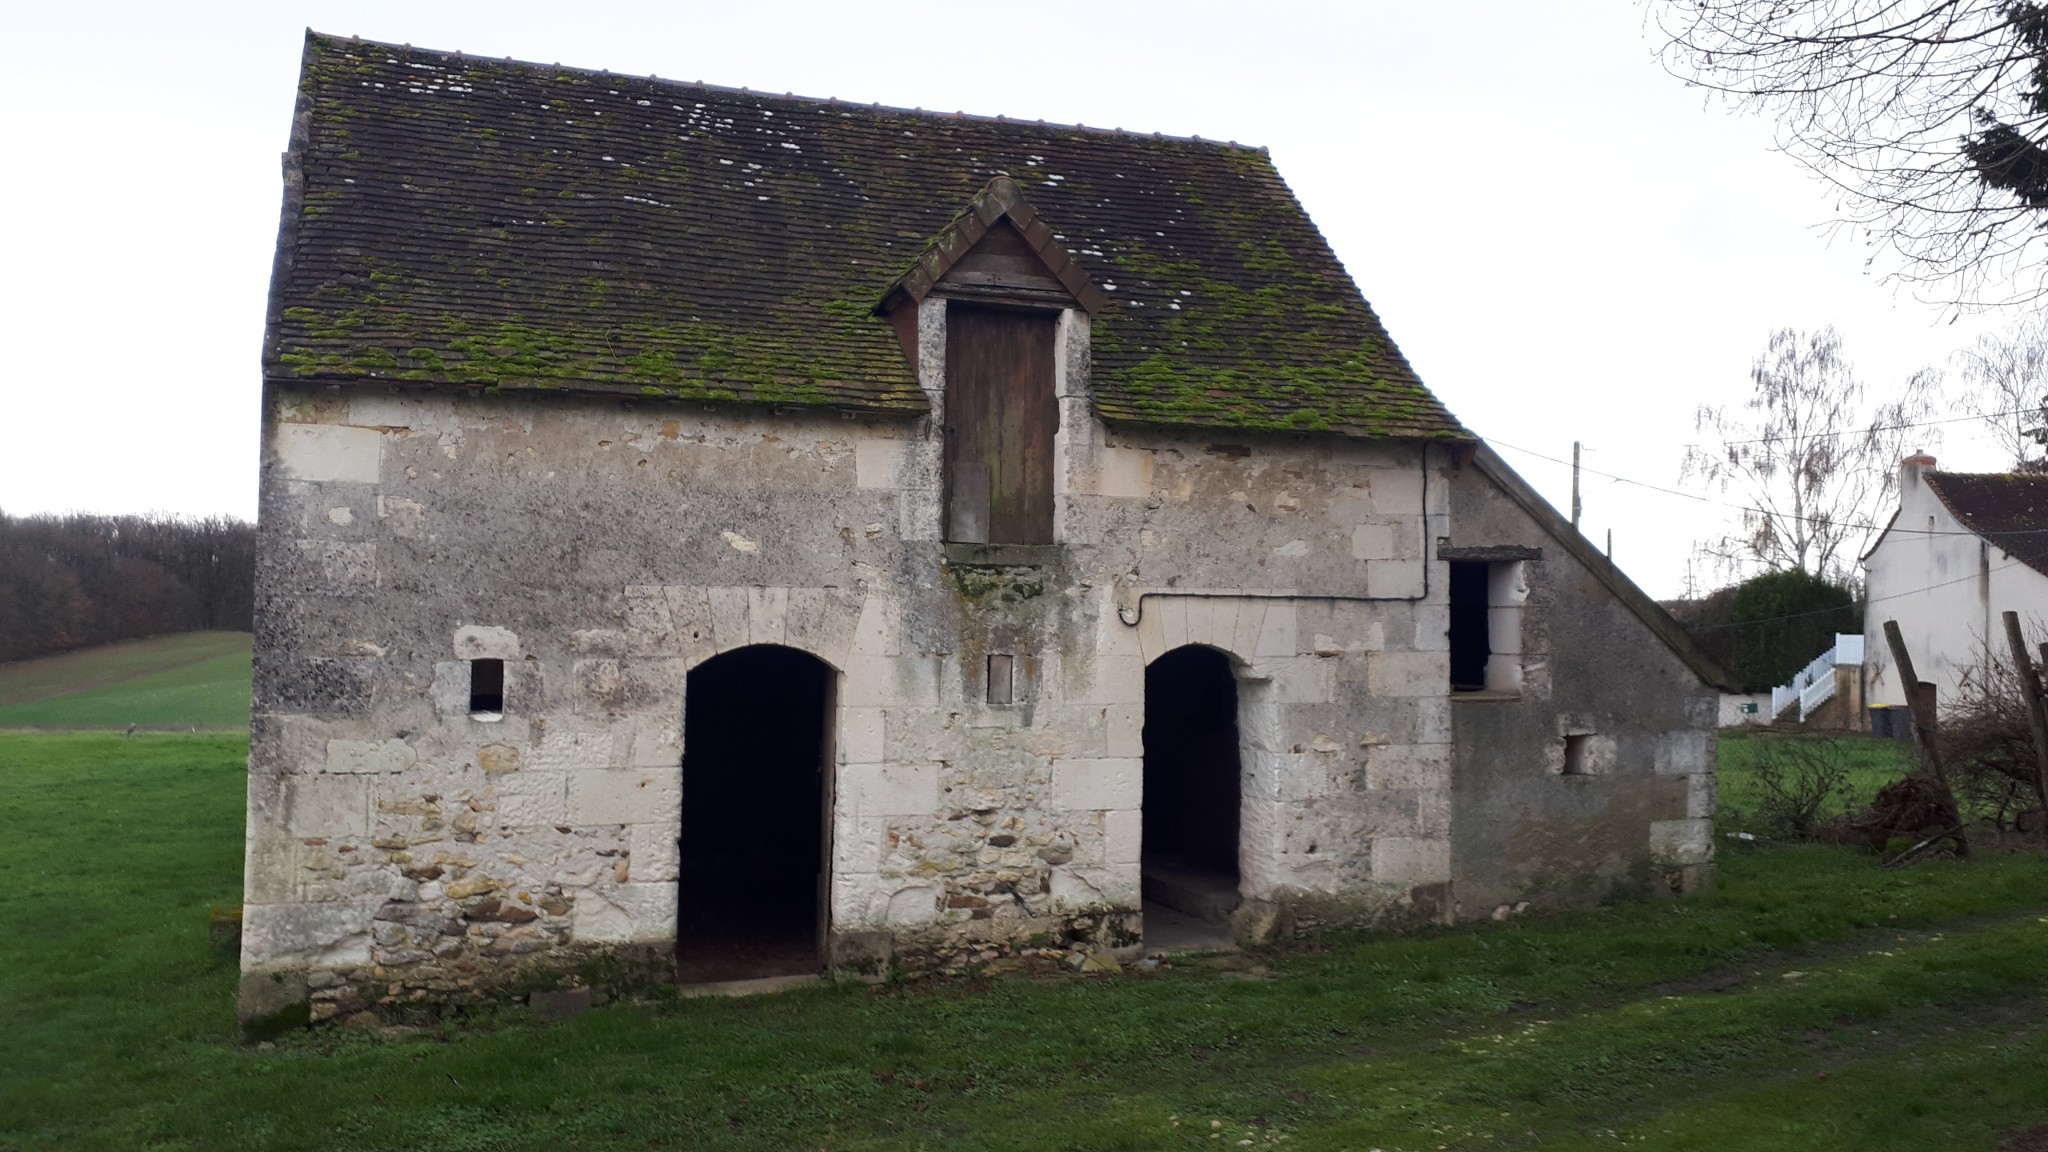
[1141,860,1242,924]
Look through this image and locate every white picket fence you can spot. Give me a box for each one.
[1770,633,1864,721]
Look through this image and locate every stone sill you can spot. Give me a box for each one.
[942,542,1064,567]
[1450,690,1521,703]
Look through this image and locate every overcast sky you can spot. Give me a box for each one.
[1,1,2028,598]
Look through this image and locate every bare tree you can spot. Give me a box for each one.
[1656,1,2048,306]
[1683,326,1941,582]
[1956,312,2048,466]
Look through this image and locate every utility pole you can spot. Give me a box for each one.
[1605,528,1612,561]
[1571,441,1582,531]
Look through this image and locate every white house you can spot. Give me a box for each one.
[1861,454,2048,726]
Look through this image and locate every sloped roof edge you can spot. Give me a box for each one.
[1858,507,1901,565]
[1471,443,1739,692]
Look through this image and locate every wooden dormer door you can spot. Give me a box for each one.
[944,303,1058,545]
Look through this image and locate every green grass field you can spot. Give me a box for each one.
[4,729,2048,1150]
[0,632,251,729]
[1715,728,1916,824]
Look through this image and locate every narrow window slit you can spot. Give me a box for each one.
[987,654,1015,706]
[469,658,505,715]
[1448,562,1489,691]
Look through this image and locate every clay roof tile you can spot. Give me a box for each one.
[265,32,1467,439]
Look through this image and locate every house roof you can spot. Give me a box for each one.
[265,33,1467,440]
[1923,472,2048,577]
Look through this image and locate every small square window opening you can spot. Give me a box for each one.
[469,658,505,715]
[1562,733,1592,775]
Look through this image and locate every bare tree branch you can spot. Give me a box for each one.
[1956,311,2048,464]
[1656,1,2048,307]
[1682,325,1941,581]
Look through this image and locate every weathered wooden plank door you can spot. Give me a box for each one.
[944,304,1058,544]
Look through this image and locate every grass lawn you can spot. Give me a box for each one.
[5,731,2048,1151]
[1715,728,1917,825]
[0,632,251,729]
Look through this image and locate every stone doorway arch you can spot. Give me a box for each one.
[1140,644,1246,950]
[676,644,836,982]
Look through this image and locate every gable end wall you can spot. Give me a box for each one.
[1445,465,1719,919]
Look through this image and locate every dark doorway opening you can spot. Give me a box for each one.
[1448,561,1490,692]
[676,645,832,983]
[1141,645,1243,948]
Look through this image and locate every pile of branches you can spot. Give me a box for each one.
[1849,774,1966,859]
[1741,738,1971,860]
[1937,654,2048,833]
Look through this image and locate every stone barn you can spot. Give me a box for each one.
[240,33,1731,1029]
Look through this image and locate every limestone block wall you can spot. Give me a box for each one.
[242,305,1460,1022]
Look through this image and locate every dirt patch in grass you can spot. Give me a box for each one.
[2002,1124,2048,1151]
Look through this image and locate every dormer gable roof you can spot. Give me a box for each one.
[880,177,1109,315]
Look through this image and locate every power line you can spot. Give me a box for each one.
[1686,560,2023,632]
[1704,404,2037,448]
[1486,436,2048,541]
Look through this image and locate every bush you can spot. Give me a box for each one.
[1748,736,1854,837]
[1728,569,1860,691]
[1666,570,1859,692]
[1938,651,2048,832]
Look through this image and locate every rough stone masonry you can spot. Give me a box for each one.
[238,34,1729,1034]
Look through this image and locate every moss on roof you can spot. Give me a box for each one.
[267,33,1467,439]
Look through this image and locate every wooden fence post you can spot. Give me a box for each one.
[2001,611,2048,839]
[1882,619,1969,858]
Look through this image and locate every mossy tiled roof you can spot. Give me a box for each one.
[267,33,1467,439]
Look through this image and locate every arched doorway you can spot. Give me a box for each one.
[1141,644,1243,950]
[676,645,834,982]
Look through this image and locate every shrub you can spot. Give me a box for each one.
[1727,569,1860,691]
[1938,650,2048,832]
[1749,737,1853,837]
[1666,570,1859,692]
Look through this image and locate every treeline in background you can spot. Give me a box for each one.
[0,512,255,663]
